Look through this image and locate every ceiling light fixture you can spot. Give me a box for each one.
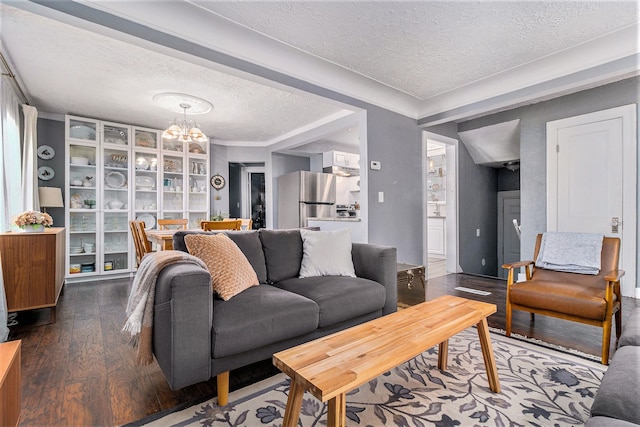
[162,103,208,143]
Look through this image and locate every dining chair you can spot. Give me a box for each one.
[157,218,188,230]
[237,218,253,230]
[200,220,242,231]
[129,220,153,266]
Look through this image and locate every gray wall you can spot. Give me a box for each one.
[458,76,640,279]
[366,106,423,264]
[457,142,499,276]
[37,118,66,227]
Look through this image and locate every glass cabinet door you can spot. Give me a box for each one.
[161,153,184,213]
[133,149,159,230]
[67,143,98,276]
[103,212,130,273]
[134,128,158,150]
[102,122,130,146]
[67,116,98,142]
[187,155,208,228]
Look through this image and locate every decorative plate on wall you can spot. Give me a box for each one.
[37,145,55,160]
[210,174,225,190]
[38,166,55,180]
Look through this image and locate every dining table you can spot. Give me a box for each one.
[146,219,246,250]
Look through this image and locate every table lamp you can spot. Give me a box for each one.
[38,186,64,213]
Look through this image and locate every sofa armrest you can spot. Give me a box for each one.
[153,263,213,390]
[352,243,398,315]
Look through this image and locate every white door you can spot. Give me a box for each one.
[547,104,637,297]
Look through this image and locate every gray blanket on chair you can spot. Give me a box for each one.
[535,232,603,275]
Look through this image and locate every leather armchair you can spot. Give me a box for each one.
[503,234,624,365]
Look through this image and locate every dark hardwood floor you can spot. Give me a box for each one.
[8,273,639,426]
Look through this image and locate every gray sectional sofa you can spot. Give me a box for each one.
[151,228,397,404]
[587,307,640,426]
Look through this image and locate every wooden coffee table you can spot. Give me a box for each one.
[273,295,500,427]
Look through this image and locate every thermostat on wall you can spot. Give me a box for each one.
[370,160,381,170]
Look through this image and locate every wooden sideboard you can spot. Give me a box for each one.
[0,227,65,323]
[0,340,21,427]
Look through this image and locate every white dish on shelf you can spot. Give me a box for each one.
[136,213,156,230]
[135,175,155,189]
[70,124,96,140]
[71,156,89,165]
[104,128,126,144]
[135,157,149,170]
[105,171,127,188]
[135,132,155,147]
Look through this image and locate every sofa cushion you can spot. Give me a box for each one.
[211,285,319,358]
[299,229,355,278]
[585,417,640,427]
[174,230,267,284]
[618,307,640,347]
[509,280,612,320]
[259,229,303,283]
[276,276,386,328]
[184,233,259,300]
[590,345,640,425]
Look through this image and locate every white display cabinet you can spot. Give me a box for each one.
[186,140,209,228]
[65,115,210,280]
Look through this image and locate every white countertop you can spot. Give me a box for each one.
[307,217,361,222]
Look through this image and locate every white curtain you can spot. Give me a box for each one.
[0,77,22,232]
[21,104,38,211]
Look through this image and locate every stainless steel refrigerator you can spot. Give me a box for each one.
[277,171,336,228]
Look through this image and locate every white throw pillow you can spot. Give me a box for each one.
[299,228,356,278]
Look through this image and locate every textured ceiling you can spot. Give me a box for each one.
[198,1,638,100]
[0,1,637,147]
[0,5,348,143]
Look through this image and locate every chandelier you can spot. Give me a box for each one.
[162,103,208,143]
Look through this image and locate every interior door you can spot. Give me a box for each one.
[547,105,636,297]
[498,191,520,279]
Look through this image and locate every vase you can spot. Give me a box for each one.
[22,224,45,233]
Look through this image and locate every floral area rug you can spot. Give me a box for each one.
[133,329,605,427]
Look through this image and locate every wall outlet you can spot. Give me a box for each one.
[370,160,381,170]
[378,191,384,203]
[476,228,480,237]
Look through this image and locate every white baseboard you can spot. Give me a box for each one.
[635,287,640,299]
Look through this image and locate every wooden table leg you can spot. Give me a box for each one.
[476,318,501,393]
[437,339,449,370]
[282,379,305,427]
[327,393,347,427]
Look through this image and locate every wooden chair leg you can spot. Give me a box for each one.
[217,371,230,406]
[601,318,612,365]
[615,306,622,339]
[505,301,512,337]
[530,313,535,323]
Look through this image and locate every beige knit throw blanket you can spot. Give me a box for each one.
[122,250,209,365]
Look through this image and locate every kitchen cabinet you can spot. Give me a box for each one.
[65,115,210,281]
[0,228,65,322]
[322,150,360,169]
[427,217,445,256]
